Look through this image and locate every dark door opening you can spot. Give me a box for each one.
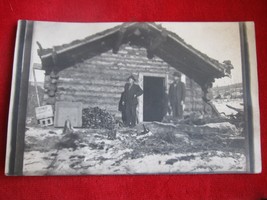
[143,76,165,122]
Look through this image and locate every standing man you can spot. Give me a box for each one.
[118,91,127,124]
[169,72,186,119]
[122,75,143,127]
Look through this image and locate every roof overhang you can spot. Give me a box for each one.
[37,22,233,90]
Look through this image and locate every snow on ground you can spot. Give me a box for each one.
[117,151,245,174]
[23,147,246,175]
[23,123,247,175]
[213,99,244,115]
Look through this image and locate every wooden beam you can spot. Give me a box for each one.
[112,26,127,54]
[146,29,168,59]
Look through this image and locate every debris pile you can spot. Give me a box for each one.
[56,132,81,150]
[82,107,117,130]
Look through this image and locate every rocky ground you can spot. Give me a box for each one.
[23,118,246,175]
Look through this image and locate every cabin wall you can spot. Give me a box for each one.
[43,44,206,118]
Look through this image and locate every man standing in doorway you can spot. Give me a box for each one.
[123,75,143,127]
[169,72,186,119]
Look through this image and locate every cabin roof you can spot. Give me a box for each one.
[37,22,233,89]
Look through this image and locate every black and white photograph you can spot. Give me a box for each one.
[5,21,261,175]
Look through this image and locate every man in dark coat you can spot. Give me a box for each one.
[118,91,127,124]
[122,75,143,127]
[169,72,186,119]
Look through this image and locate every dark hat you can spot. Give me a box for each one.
[173,71,181,77]
[127,75,136,81]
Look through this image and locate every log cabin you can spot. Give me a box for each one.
[37,22,233,122]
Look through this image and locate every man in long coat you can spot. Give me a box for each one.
[118,91,127,124]
[123,75,143,127]
[169,72,186,119]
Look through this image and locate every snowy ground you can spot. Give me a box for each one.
[23,119,247,175]
[212,98,244,115]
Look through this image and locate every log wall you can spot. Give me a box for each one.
[44,44,206,118]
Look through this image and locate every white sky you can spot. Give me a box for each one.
[29,21,244,87]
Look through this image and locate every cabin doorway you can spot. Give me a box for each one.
[143,76,165,122]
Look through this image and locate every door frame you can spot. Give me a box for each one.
[138,72,168,123]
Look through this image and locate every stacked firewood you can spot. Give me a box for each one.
[82,107,116,130]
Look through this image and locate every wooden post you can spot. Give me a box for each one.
[32,68,40,107]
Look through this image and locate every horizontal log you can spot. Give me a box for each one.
[70,57,170,70]
[57,78,126,87]
[59,72,127,82]
[57,89,122,98]
[56,94,120,105]
[89,59,169,69]
[57,91,121,102]
[69,64,169,75]
[57,83,124,93]
[80,46,163,59]
[118,65,169,72]
[98,56,168,67]
[60,67,130,77]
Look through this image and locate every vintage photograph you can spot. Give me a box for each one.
[5,21,261,175]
